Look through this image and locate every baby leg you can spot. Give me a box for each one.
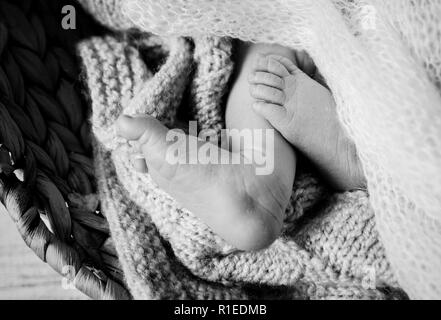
[116,43,297,251]
[225,41,297,217]
[249,54,366,191]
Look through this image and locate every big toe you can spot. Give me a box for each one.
[116,115,164,140]
[116,114,170,169]
[254,54,291,78]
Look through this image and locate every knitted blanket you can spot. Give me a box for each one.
[76,0,441,299]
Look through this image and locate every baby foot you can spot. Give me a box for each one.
[249,54,366,191]
[115,115,291,251]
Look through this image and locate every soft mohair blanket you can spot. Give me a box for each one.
[77,0,441,299]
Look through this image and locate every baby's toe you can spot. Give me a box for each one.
[116,114,170,172]
[250,84,286,106]
[254,54,291,78]
[266,54,301,76]
[248,71,285,90]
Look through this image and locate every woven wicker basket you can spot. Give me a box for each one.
[0,0,130,299]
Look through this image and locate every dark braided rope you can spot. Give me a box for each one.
[0,0,130,299]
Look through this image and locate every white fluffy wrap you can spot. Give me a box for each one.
[78,0,441,299]
[123,0,441,299]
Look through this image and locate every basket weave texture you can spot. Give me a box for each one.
[0,0,130,299]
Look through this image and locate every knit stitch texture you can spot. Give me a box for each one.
[76,0,441,300]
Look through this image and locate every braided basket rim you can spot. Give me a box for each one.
[0,0,130,300]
